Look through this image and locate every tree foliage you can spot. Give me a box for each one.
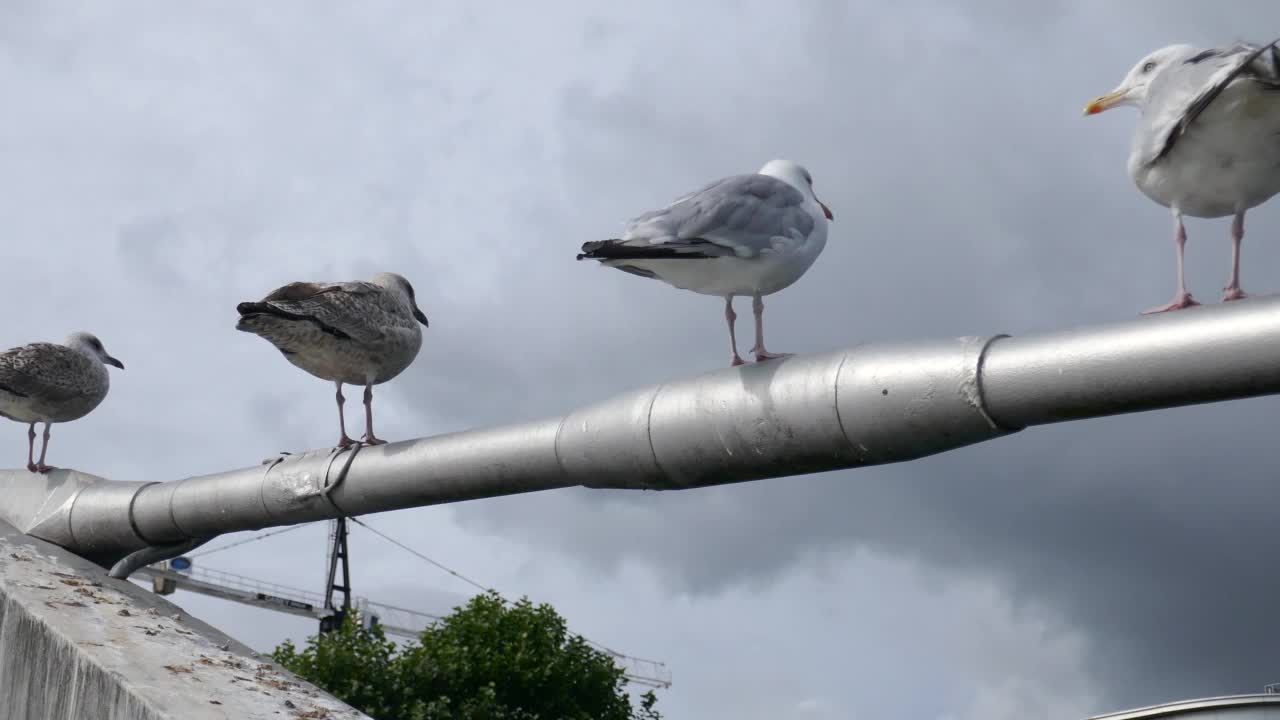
[273,590,662,720]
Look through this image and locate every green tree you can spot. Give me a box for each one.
[273,590,662,720]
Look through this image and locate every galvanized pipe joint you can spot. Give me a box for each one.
[7,295,1280,564]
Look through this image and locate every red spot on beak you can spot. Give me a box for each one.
[821,202,833,220]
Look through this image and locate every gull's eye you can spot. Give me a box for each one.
[1142,61,1157,73]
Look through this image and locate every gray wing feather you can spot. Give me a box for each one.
[0,344,97,403]
[619,174,814,258]
[1138,41,1280,166]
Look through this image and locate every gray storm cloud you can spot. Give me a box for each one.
[2,1,1278,717]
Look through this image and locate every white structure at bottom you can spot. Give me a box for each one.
[1091,695,1280,720]
[0,520,367,720]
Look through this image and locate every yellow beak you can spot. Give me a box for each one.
[1084,89,1127,116]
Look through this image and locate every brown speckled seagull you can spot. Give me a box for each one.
[0,332,123,473]
[235,272,429,448]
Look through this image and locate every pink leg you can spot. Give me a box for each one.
[1222,210,1248,302]
[25,424,36,473]
[35,423,54,473]
[362,384,386,445]
[725,297,745,366]
[751,294,792,362]
[1143,211,1200,314]
[335,382,356,449]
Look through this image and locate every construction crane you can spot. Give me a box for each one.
[136,561,437,639]
[320,517,353,633]
[135,521,673,689]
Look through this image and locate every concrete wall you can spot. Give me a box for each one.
[0,519,368,720]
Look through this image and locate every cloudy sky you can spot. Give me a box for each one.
[3,2,1280,718]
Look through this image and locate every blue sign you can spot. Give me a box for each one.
[170,556,193,572]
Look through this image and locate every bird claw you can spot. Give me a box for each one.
[730,356,747,367]
[1222,287,1248,302]
[752,350,793,363]
[34,464,55,474]
[1141,293,1199,314]
[361,435,387,446]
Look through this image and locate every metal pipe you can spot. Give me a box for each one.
[981,298,1280,426]
[107,537,211,580]
[3,296,1280,564]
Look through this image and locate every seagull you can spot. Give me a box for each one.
[236,272,429,448]
[577,159,833,366]
[1085,39,1280,314]
[0,332,123,473]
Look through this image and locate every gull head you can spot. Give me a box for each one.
[370,272,429,327]
[65,332,124,370]
[1085,44,1196,115]
[758,159,834,221]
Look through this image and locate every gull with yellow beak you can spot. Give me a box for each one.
[1085,39,1280,313]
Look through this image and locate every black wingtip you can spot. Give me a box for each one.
[577,239,617,261]
[575,238,720,261]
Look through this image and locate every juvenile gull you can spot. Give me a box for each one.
[236,272,429,447]
[577,159,833,366]
[0,332,123,473]
[1085,39,1280,313]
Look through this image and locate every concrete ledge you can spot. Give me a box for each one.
[0,519,368,720]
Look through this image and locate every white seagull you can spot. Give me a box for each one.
[236,272,429,448]
[578,159,833,366]
[1085,39,1280,313]
[0,332,123,473]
